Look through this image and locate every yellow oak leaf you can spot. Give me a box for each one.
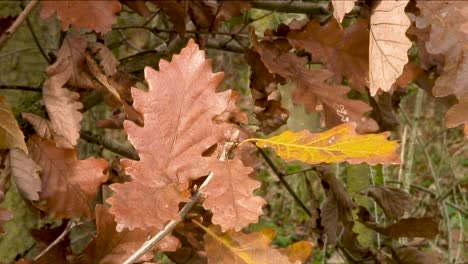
[247,122,400,165]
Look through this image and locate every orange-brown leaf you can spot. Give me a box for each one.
[108,39,232,231]
[288,18,369,91]
[77,205,178,264]
[250,122,400,165]
[0,97,27,153]
[200,224,295,264]
[28,136,108,219]
[40,0,121,33]
[201,157,265,232]
[250,28,377,133]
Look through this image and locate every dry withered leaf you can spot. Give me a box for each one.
[244,48,289,133]
[250,28,378,133]
[76,205,178,264]
[40,0,121,33]
[21,113,53,140]
[153,0,249,36]
[108,40,232,231]
[200,157,265,232]
[121,0,151,17]
[288,18,369,91]
[200,224,295,264]
[0,97,27,153]
[28,136,108,219]
[320,194,339,245]
[250,122,401,165]
[358,207,439,238]
[369,0,411,95]
[88,42,120,77]
[415,1,468,137]
[331,0,355,24]
[8,148,41,201]
[391,246,440,264]
[43,36,92,148]
[359,185,412,220]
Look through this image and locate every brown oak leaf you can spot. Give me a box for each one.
[40,0,121,34]
[108,39,232,231]
[76,205,178,264]
[391,246,440,264]
[8,148,41,201]
[357,207,438,238]
[359,186,412,220]
[28,136,109,219]
[288,18,369,92]
[250,28,378,133]
[201,157,265,232]
[415,1,468,136]
[0,97,28,153]
[244,48,289,133]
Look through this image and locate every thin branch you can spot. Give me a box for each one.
[205,39,244,53]
[80,130,139,160]
[0,0,39,51]
[250,0,329,14]
[256,147,312,217]
[25,17,51,64]
[0,85,41,92]
[123,141,233,264]
[34,220,77,261]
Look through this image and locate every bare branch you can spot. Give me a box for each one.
[250,0,329,14]
[0,0,39,51]
[80,130,139,160]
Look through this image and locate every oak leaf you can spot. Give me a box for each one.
[108,39,232,231]
[8,149,41,201]
[199,224,295,264]
[357,207,438,238]
[28,136,108,219]
[250,28,377,133]
[331,0,355,24]
[200,157,265,232]
[415,1,468,137]
[21,113,53,140]
[288,18,369,91]
[76,205,178,264]
[369,0,411,95]
[40,0,121,34]
[391,246,440,264]
[0,97,27,153]
[249,122,400,165]
[358,185,412,220]
[244,48,289,133]
[43,36,90,148]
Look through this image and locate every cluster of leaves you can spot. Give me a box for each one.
[0,0,465,263]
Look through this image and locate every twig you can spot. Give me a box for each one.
[250,0,329,14]
[25,17,51,64]
[0,85,41,92]
[123,141,233,264]
[80,130,139,160]
[0,0,39,51]
[34,220,77,261]
[256,147,312,217]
